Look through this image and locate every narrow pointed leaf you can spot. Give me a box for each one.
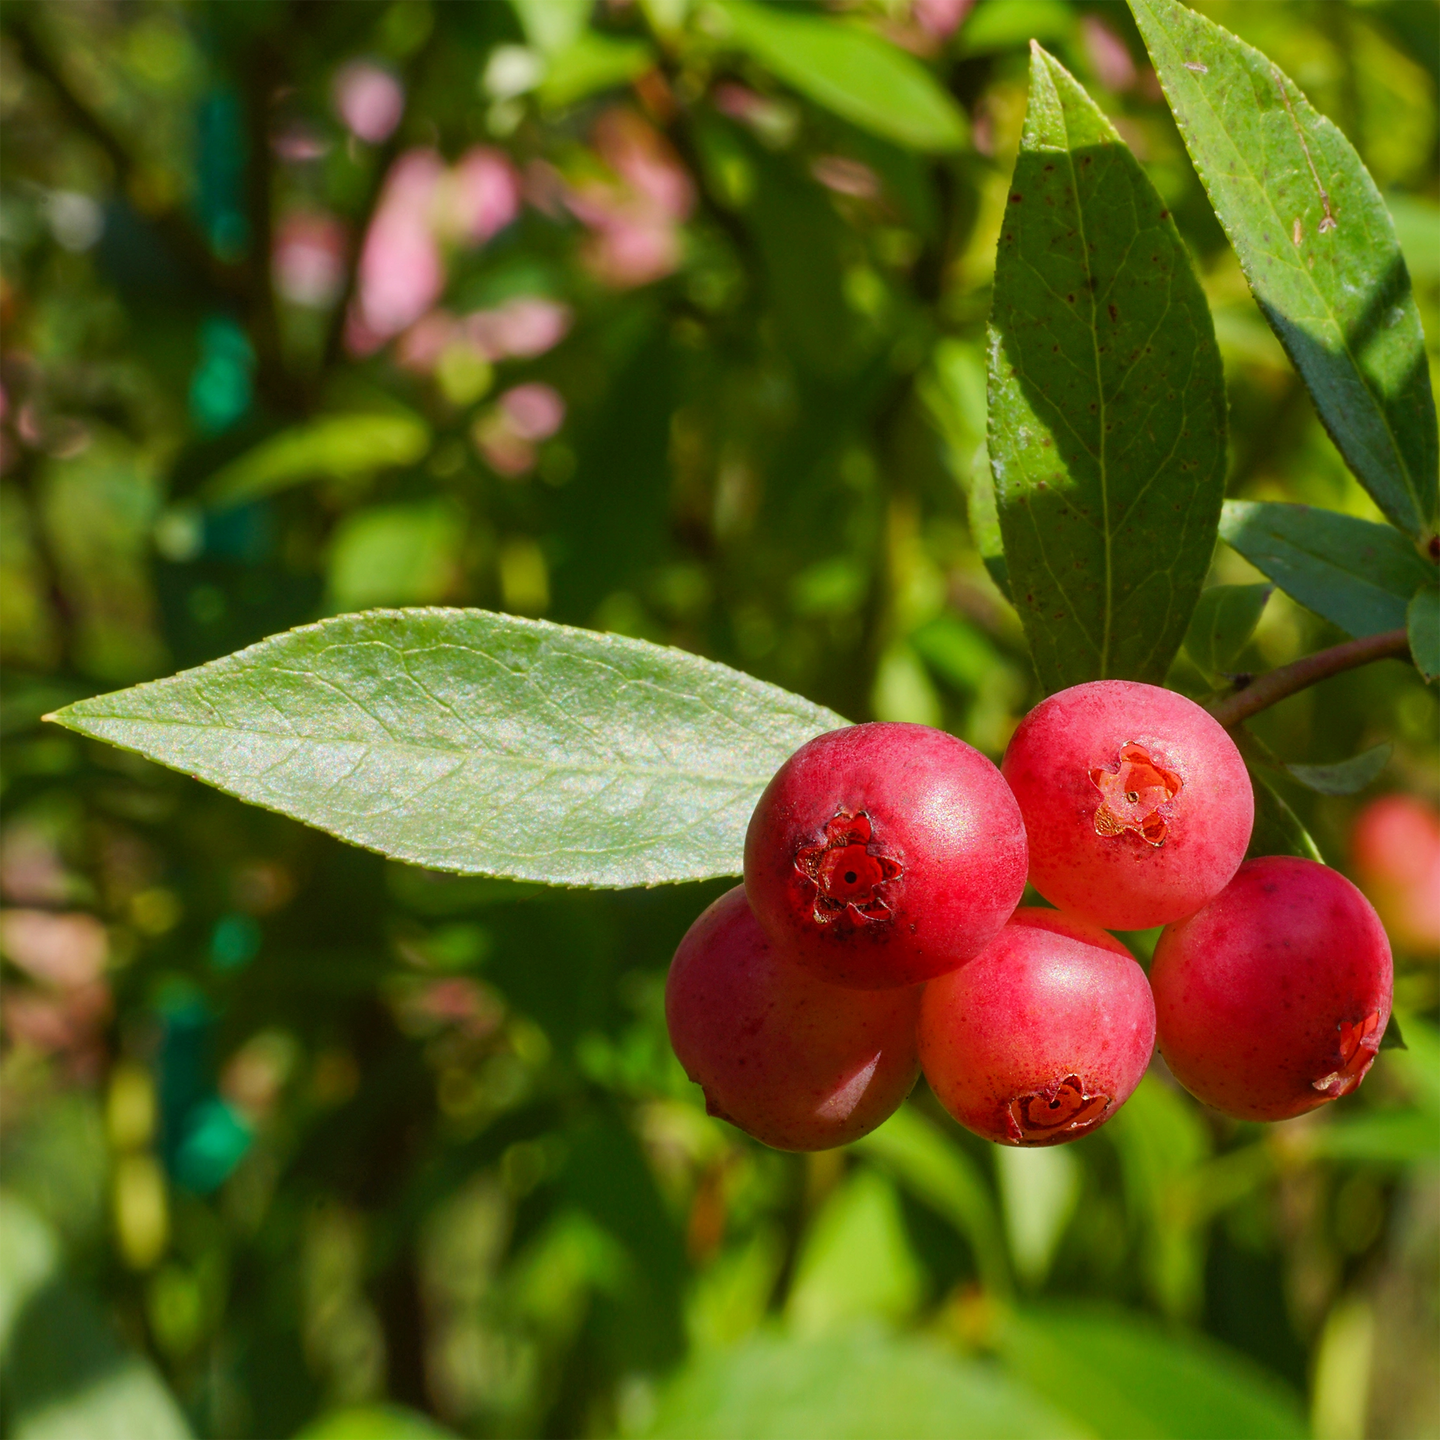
[1285,743,1391,797]
[45,609,847,887]
[1183,583,1271,677]
[1219,500,1431,637]
[988,44,1226,692]
[1246,772,1323,863]
[713,0,967,153]
[1409,582,1440,682]
[1130,0,1438,538]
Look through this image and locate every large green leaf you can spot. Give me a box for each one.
[988,45,1227,692]
[45,609,846,887]
[1183,583,1271,677]
[1246,772,1324,863]
[998,1304,1308,1439]
[1409,581,1440,682]
[712,0,967,153]
[642,1328,1086,1440]
[1130,0,1439,538]
[1219,500,1431,638]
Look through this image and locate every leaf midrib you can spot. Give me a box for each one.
[57,710,777,787]
[1146,0,1419,523]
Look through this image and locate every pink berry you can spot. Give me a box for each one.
[1002,680,1252,930]
[743,723,1028,989]
[665,886,921,1151]
[918,908,1155,1146]
[1150,856,1393,1122]
[1350,793,1440,955]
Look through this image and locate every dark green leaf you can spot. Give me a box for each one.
[1409,581,1440,681]
[1246,771,1324,862]
[1380,1013,1407,1052]
[988,44,1227,692]
[643,1328,1086,1439]
[1285,742,1391,796]
[1183,584,1271,676]
[999,1304,1308,1440]
[1130,0,1439,537]
[712,0,967,153]
[1219,500,1432,637]
[46,609,846,887]
[200,414,431,510]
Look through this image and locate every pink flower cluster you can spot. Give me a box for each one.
[472,383,567,477]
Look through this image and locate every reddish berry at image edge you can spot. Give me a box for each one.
[743,722,1028,989]
[665,886,921,1152]
[1151,856,1393,1122]
[1002,679,1254,931]
[919,908,1156,1147]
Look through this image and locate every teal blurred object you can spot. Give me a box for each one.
[189,317,254,435]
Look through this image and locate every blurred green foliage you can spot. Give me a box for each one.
[0,1,1436,1437]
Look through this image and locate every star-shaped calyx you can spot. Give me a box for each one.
[1005,1074,1112,1145]
[1090,742,1182,847]
[794,811,903,926]
[1312,1011,1382,1097]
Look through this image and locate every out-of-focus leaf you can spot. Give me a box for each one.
[989,45,1226,692]
[0,1196,191,1440]
[643,1328,1088,1439]
[854,1104,1010,1295]
[784,1170,923,1336]
[1379,1013,1440,1115]
[200,414,431,510]
[995,1146,1078,1288]
[539,34,654,107]
[1387,193,1440,284]
[1130,0,1439,538]
[46,609,846,886]
[711,0,967,153]
[1219,500,1432,638]
[998,1303,1308,1439]
[298,1406,454,1438]
[327,500,465,610]
[1246,770,1324,862]
[1183,584,1272,676]
[1408,581,1440,681]
[510,0,590,54]
[1305,1108,1439,1164]
[960,0,1077,56]
[1285,743,1391,796]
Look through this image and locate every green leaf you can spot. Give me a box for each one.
[1245,770,1323,863]
[1219,500,1432,638]
[0,1194,192,1440]
[298,1407,454,1439]
[999,1304,1308,1439]
[45,609,847,887]
[1379,1013,1407,1053]
[988,44,1227,693]
[1285,742,1391,796]
[1409,581,1440,682]
[642,1328,1088,1440]
[711,0,967,153]
[1129,0,1439,538]
[538,34,654,108]
[1183,584,1271,676]
[853,1103,1010,1296]
[1306,1108,1439,1165]
[960,0,1077,57]
[784,1171,923,1337]
[200,413,431,511]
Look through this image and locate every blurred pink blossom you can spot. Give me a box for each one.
[443,147,521,246]
[350,148,446,349]
[273,211,347,308]
[500,383,565,441]
[912,0,975,40]
[0,909,108,988]
[567,109,694,289]
[1082,15,1138,91]
[333,61,405,144]
[811,156,881,199]
[465,297,572,360]
[396,310,460,373]
[473,384,565,476]
[1,908,112,1075]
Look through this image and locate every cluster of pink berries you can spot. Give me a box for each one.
[666,680,1394,1151]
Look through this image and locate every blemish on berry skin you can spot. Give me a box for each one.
[794,811,903,927]
[1090,742,1182,846]
[1005,1074,1111,1144]
[1312,1011,1382,1097]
